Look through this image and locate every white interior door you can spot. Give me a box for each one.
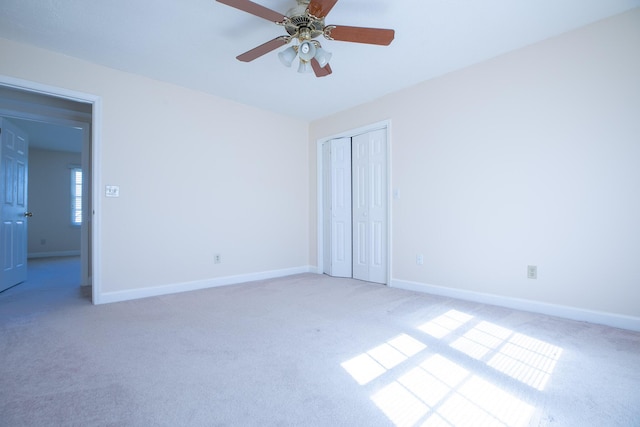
[323,138,352,277]
[0,118,29,292]
[352,129,387,284]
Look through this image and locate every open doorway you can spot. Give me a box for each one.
[0,78,100,303]
[14,120,84,257]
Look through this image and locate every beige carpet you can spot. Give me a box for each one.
[1,257,639,426]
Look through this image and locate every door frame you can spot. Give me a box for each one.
[0,74,103,304]
[316,120,392,284]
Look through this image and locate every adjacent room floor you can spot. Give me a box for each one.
[1,257,639,426]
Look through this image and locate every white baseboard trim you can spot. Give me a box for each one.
[28,251,81,259]
[391,279,640,332]
[97,265,315,305]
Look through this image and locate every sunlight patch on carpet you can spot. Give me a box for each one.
[418,310,474,339]
[371,354,534,427]
[487,332,563,391]
[448,320,562,391]
[342,309,564,426]
[341,333,427,385]
[450,321,513,359]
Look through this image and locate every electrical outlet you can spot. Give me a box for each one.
[105,185,120,197]
[214,254,222,264]
[416,254,424,265]
[527,265,537,279]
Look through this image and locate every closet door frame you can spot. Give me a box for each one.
[316,120,391,284]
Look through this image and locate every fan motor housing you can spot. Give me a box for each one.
[284,1,325,40]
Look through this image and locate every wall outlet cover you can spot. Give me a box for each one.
[105,185,120,197]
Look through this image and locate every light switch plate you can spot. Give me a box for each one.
[105,185,120,197]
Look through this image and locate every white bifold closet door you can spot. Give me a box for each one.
[352,129,387,284]
[323,138,352,278]
[323,128,387,284]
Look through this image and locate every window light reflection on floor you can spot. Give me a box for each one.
[451,321,513,360]
[342,310,563,426]
[447,320,562,391]
[371,354,534,427]
[341,333,427,385]
[418,310,474,339]
[371,382,429,427]
[487,333,563,391]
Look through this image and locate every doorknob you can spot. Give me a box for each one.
[24,212,33,217]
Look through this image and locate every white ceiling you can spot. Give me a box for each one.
[8,118,83,153]
[0,85,89,151]
[1,0,639,121]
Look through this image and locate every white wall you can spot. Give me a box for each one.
[27,148,81,257]
[2,9,639,322]
[0,37,309,298]
[310,9,640,319]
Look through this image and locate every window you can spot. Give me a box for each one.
[71,167,82,225]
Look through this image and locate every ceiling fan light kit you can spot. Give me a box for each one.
[298,59,313,73]
[314,46,332,68]
[216,0,395,78]
[278,46,298,67]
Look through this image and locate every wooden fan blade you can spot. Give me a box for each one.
[325,25,395,45]
[308,0,339,18]
[237,37,288,62]
[216,0,286,23]
[311,58,332,77]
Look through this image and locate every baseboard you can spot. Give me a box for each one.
[97,265,315,304]
[28,251,81,259]
[391,279,640,332]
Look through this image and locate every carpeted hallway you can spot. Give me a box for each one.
[1,257,639,426]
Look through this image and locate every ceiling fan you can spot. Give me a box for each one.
[216,0,395,77]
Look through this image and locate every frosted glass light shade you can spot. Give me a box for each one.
[298,41,317,62]
[314,48,332,68]
[298,60,312,73]
[278,46,297,67]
